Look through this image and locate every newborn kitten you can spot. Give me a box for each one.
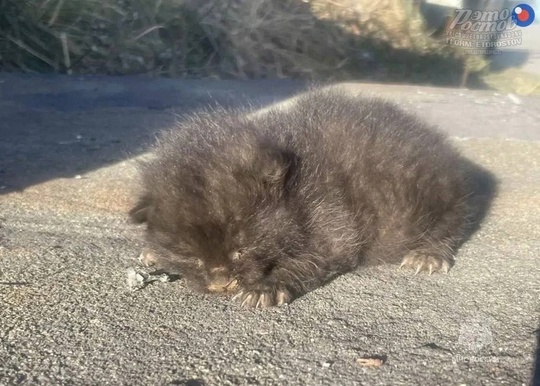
[130,87,472,308]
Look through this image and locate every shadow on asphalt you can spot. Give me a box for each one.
[533,323,540,386]
[0,76,304,196]
[457,158,499,249]
[0,75,498,250]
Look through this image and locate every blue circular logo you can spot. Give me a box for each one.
[512,4,535,27]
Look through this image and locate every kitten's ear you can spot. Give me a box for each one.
[129,194,151,224]
[257,143,300,192]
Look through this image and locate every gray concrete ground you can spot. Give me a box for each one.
[0,74,539,385]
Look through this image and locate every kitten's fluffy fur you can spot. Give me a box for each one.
[130,87,489,308]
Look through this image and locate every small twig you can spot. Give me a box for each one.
[48,0,65,26]
[6,35,57,70]
[131,25,165,42]
[60,32,72,74]
[356,357,385,368]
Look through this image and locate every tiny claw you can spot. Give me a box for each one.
[442,263,450,274]
[232,291,244,302]
[276,290,290,306]
[428,264,434,276]
[255,293,265,309]
[414,264,423,275]
[240,293,253,307]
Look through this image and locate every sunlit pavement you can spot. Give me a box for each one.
[0,74,539,385]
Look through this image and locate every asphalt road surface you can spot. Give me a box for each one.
[0,74,539,385]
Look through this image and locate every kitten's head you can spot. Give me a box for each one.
[130,140,303,293]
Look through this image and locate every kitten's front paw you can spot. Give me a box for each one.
[400,251,452,275]
[232,289,291,308]
[139,248,159,267]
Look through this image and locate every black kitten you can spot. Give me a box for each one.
[130,87,476,308]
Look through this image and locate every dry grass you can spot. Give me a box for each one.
[0,0,476,85]
[483,68,540,95]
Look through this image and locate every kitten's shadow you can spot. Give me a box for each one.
[149,270,182,283]
[458,157,499,248]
